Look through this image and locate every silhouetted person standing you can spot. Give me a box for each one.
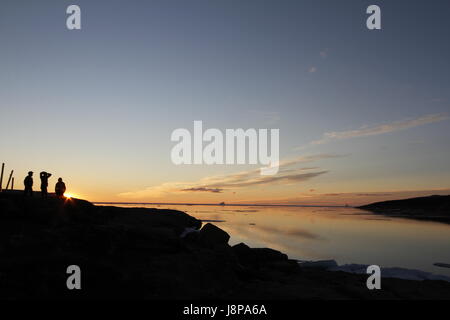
[55,178,66,198]
[24,171,33,197]
[40,171,52,198]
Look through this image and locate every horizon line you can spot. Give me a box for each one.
[92,201,351,208]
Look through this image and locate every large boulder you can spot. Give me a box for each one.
[232,243,288,268]
[231,242,252,264]
[99,206,202,235]
[251,248,288,262]
[198,223,230,247]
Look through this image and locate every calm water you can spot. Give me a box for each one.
[112,204,450,277]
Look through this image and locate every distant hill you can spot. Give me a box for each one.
[358,195,450,223]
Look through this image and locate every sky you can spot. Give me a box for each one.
[0,0,449,205]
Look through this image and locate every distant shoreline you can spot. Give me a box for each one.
[358,195,450,223]
[93,201,348,208]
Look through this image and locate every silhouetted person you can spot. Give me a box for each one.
[55,178,66,198]
[24,171,33,197]
[40,171,52,198]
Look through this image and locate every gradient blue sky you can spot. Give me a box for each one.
[1,0,449,203]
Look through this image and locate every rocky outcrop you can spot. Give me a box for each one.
[358,195,450,223]
[1,192,450,300]
[198,223,230,247]
[233,243,288,266]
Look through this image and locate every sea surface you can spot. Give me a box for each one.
[104,204,450,277]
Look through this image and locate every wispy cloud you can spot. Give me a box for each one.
[118,153,344,199]
[308,66,317,73]
[295,113,448,149]
[181,187,223,193]
[202,170,328,189]
[177,154,341,191]
[278,154,347,167]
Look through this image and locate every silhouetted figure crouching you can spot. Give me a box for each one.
[55,178,66,198]
[40,171,52,198]
[23,171,33,197]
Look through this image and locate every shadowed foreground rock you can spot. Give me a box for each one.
[1,192,450,300]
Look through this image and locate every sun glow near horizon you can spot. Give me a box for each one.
[63,193,78,199]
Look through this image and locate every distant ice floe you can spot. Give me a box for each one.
[298,260,450,282]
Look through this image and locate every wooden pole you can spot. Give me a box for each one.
[11,177,14,190]
[0,163,4,192]
[5,170,13,190]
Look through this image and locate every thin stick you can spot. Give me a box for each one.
[0,163,4,192]
[11,177,14,190]
[5,170,13,190]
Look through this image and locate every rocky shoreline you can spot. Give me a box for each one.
[1,192,450,299]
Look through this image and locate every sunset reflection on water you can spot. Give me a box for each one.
[116,204,450,277]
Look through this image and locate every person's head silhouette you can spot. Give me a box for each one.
[28,171,33,176]
[58,178,63,182]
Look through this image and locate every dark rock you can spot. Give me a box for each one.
[1,192,450,300]
[232,243,288,269]
[198,223,230,247]
[266,259,300,272]
[298,259,338,269]
[251,248,288,262]
[231,242,253,265]
[232,242,252,255]
[180,227,200,242]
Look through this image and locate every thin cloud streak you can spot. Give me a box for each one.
[312,113,448,145]
[203,171,328,189]
[181,187,223,193]
[295,113,448,150]
[119,153,343,199]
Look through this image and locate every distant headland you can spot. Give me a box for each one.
[358,195,450,223]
